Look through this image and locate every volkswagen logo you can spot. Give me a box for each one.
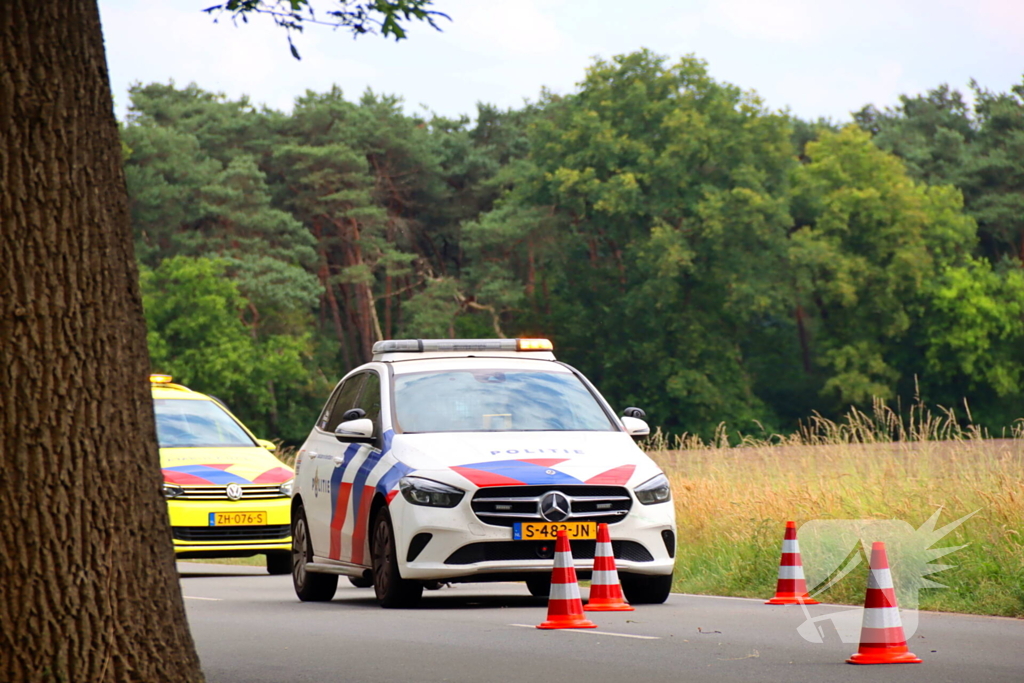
[538,491,571,522]
[225,483,244,501]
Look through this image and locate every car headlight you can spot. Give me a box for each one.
[634,473,671,505]
[162,484,183,499]
[399,477,465,508]
[279,478,294,497]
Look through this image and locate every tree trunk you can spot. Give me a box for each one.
[526,236,536,298]
[383,273,393,339]
[794,304,813,374]
[315,221,353,370]
[0,2,204,681]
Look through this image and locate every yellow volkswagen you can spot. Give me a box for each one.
[152,375,294,574]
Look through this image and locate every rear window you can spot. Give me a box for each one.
[393,368,615,433]
[154,398,255,448]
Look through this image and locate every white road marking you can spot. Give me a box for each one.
[675,593,768,603]
[184,596,222,601]
[510,624,659,640]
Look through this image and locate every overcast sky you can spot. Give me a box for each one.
[98,0,1024,124]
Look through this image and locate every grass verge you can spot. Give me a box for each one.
[649,400,1024,617]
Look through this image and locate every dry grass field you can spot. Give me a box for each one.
[649,401,1024,616]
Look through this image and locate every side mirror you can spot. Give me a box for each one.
[342,408,366,422]
[621,416,650,438]
[256,439,277,452]
[335,418,374,443]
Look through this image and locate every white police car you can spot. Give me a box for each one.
[290,339,676,608]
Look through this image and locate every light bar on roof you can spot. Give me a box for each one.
[372,338,553,355]
[516,338,553,351]
[149,373,173,384]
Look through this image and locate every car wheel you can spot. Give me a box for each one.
[371,507,423,608]
[266,551,291,575]
[349,575,373,588]
[620,572,673,604]
[525,574,551,597]
[291,506,338,602]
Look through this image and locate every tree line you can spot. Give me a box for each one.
[123,49,1024,441]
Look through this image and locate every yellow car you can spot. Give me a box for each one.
[152,375,294,574]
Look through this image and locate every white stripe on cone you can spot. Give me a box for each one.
[777,565,807,580]
[549,580,582,601]
[868,568,894,589]
[861,607,904,629]
[591,570,619,586]
[782,539,800,553]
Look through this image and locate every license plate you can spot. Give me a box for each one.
[513,521,596,540]
[208,511,267,526]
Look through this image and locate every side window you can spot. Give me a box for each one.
[321,375,366,433]
[317,386,341,431]
[355,372,382,429]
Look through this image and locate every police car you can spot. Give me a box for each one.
[153,375,294,574]
[290,339,676,607]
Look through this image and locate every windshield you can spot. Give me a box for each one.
[154,398,255,448]
[393,368,616,433]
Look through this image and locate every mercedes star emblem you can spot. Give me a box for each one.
[225,483,244,501]
[539,491,571,522]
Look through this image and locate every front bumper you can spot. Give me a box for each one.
[167,497,291,557]
[390,496,676,580]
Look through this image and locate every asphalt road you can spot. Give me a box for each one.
[179,562,1024,683]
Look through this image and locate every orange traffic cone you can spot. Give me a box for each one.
[584,523,634,612]
[765,521,819,605]
[847,542,922,664]
[537,530,598,629]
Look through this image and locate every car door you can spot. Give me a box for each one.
[337,371,386,566]
[304,373,365,559]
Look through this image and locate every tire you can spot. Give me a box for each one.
[266,551,291,575]
[371,508,423,608]
[349,575,373,588]
[525,574,551,597]
[620,572,673,604]
[291,506,338,602]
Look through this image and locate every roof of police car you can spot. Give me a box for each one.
[383,354,570,374]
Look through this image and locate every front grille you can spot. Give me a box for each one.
[172,524,291,542]
[175,485,287,500]
[471,485,632,527]
[445,540,653,565]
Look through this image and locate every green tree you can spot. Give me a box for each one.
[142,256,316,439]
[467,51,798,437]
[125,96,324,436]
[123,121,221,266]
[856,78,1024,263]
[790,125,1024,424]
[143,256,256,392]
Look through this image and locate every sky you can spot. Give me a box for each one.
[98,0,1024,124]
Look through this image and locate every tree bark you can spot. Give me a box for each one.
[0,2,204,681]
[794,304,813,374]
[314,220,353,370]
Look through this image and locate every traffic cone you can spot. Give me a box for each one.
[847,542,922,664]
[584,523,634,612]
[537,530,597,629]
[765,521,819,605]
